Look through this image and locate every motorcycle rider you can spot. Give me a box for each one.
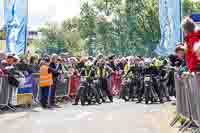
[73,57,100,105]
[96,57,113,103]
[150,58,166,103]
[120,56,135,101]
[140,59,158,104]
[130,57,144,103]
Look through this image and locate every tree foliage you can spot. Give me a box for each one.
[33,17,82,55]
[32,0,198,56]
[183,0,200,16]
[80,0,160,56]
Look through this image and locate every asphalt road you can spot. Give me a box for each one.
[0,99,177,133]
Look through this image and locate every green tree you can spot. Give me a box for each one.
[125,0,160,56]
[80,2,97,55]
[33,17,82,55]
[61,17,82,55]
[183,0,200,16]
[80,2,96,39]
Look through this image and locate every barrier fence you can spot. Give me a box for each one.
[0,76,16,111]
[0,76,9,105]
[0,73,70,111]
[173,73,200,132]
[0,71,117,110]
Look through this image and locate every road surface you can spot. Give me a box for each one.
[0,99,177,133]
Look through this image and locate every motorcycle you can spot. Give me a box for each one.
[120,77,130,102]
[143,74,155,104]
[79,76,101,105]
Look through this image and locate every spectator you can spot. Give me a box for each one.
[181,17,200,72]
[49,54,61,107]
[39,57,53,109]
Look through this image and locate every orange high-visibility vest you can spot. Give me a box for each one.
[39,65,53,87]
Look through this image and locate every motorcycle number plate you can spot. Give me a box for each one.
[144,77,151,81]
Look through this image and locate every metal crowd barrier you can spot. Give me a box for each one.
[33,72,70,103]
[0,72,73,113]
[172,73,200,132]
[0,76,16,112]
[32,72,70,103]
[32,73,40,104]
[55,76,69,103]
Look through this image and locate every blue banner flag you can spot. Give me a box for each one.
[191,13,200,23]
[0,1,4,28]
[155,0,181,56]
[4,0,28,55]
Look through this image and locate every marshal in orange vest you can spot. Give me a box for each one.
[39,64,53,87]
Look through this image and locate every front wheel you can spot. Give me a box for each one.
[80,96,86,105]
[79,87,87,106]
[150,98,154,104]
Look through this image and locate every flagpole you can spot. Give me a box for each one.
[180,0,183,42]
[24,0,28,54]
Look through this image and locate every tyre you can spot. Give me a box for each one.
[87,99,92,105]
[80,96,86,105]
[150,98,154,104]
[79,86,87,106]
[95,95,101,104]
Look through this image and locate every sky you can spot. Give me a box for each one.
[0,0,199,29]
[192,0,200,2]
[0,0,80,29]
[28,0,80,28]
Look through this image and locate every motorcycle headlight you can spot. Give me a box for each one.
[144,77,151,81]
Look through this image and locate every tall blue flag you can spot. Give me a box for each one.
[155,0,181,56]
[4,0,28,55]
[0,0,4,28]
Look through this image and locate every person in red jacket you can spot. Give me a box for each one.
[181,17,200,72]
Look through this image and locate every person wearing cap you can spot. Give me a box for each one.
[4,54,21,108]
[39,57,53,109]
